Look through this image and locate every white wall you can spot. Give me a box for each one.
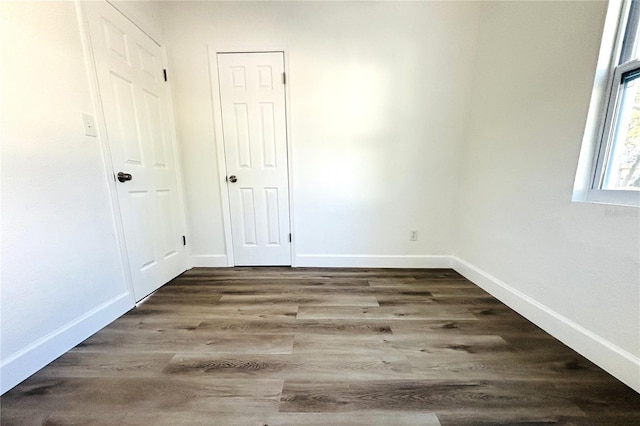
[456,1,640,391]
[160,1,482,267]
[0,0,135,393]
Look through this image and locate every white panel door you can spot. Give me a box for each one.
[218,52,291,266]
[86,1,186,300]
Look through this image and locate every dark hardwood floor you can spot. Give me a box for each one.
[2,267,639,425]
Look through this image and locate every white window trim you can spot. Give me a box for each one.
[574,0,640,207]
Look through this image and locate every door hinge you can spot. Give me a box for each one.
[283,72,286,85]
[182,235,186,246]
[289,233,292,243]
[163,69,168,82]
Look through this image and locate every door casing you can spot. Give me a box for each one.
[209,46,296,267]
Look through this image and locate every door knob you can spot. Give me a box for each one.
[117,172,133,182]
[227,175,238,183]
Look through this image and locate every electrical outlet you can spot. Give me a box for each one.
[410,229,418,241]
[82,113,97,137]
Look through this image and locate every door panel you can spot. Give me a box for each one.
[110,73,143,164]
[260,103,277,168]
[142,90,167,167]
[265,187,281,245]
[86,1,186,300]
[233,103,252,167]
[240,188,258,246]
[218,52,291,266]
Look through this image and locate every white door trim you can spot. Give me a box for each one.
[76,0,190,293]
[161,47,192,270]
[208,46,296,267]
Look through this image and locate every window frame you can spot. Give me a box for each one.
[593,59,640,189]
[576,0,640,207]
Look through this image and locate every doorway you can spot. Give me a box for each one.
[215,52,292,266]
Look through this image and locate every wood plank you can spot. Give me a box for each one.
[112,411,442,426]
[404,352,613,381]
[390,318,547,336]
[219,294,380,306]
[158,284,374,298]
[197,319,395,335]
[36,352,174,378]
[2,377,283,414]
[163,353,416,381]
[102,316,203,332]
[73,329,295,354]
[279,380,589,413]
[435,410,588,425]
[292,334,508,357]
[263,412,441,425]
[296,305,477,320]
[131,302,300,320]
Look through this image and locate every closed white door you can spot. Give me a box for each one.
[217,52,291,266]
[86,2,186,300]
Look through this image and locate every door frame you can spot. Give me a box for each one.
[76,0,190,301]
[208,46,296,267]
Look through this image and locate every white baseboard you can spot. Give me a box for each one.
[190,254,229,267]
[0,292,133,394]
[452,256,640,393]
[295,254,453,268]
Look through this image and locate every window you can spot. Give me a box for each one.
[576,0,640,206]
[598,1,640,191]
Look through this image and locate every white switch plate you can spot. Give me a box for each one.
[410,229,418,241]
[82,113,97,137]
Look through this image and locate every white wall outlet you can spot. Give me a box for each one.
[410,229,418,241]
[81,113,97,137]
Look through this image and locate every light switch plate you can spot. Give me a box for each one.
[82,113,97,137]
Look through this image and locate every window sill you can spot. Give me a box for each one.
[572,189,640,208]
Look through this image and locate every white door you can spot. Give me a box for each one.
[217,52,291,266]
[86,2,186,300]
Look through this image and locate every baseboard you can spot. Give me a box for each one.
[190,254,229,267]
[0,292,133,395]
[295,254,453,268]
[452,256,640,393]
